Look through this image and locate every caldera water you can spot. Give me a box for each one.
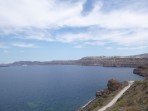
[0,65,143,111]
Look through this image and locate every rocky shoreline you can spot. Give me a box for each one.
[133,64,148,77]
[78,79,127,111]
[79,65,148,111]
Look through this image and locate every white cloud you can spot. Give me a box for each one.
[59,2,148,29]
[22,32,54,42]
[12,42,38,48]
[0,0,148,30]
[0,0,85,28]
[0,0,148,51]
[117,46,148,50]
[52,28,148,48]
[55,33,91,43]
[74,45,83,49]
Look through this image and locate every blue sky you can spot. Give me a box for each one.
[0,0,148,63]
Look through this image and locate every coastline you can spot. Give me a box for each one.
[78,80,135,111]
[78,98,96,111]
[78,64,146,111]
[97,81,134,111]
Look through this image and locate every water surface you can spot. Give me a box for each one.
[0,65,143,111]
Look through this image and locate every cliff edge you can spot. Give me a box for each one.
[106,79,148,111]
[133,64,148,77]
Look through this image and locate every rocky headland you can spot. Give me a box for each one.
[133,64,148,77]
[79,78,148,111]
[80,65,148,111]
[79,79,127,111]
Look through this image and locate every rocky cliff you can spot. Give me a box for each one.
[79,57,148,67]
[79,79,126,111]
[2,53,148,68]
[133,64,148,77]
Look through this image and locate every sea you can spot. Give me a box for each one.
[0,65,143,111]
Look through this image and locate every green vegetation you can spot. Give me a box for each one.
[106,79,148,111]
[80,80,128,111]
[91,90,119,111]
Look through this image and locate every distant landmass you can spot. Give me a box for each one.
[1,53,148,67]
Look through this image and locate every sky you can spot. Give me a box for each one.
[0,0,148,63]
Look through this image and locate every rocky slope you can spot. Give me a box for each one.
[106,79,148,111]
[79,79,127,111]
[133,64,148,77]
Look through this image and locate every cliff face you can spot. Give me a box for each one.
[3,53,148,68]
[106,79,148,111]
[133,65,148,77]
[107,79,122,91]
[5,58,148,68]
[79,57,148,67]
[79,53,148,67]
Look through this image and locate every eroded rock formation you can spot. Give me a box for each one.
[133,64,148,77]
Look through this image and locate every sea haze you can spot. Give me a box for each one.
[0,65,143,111]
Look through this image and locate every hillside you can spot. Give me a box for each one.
[106,79,148,111]
[80,64,148,111]
[79,79,128,111]
[79,57,148,67]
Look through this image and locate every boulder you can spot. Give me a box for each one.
[107,79,122,91]
[96,90,104,97]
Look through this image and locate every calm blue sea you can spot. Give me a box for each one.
[0,65,143,111]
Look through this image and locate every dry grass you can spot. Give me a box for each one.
[106,79,148,111]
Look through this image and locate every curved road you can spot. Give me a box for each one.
[98,81,134,111]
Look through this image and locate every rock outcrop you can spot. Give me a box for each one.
[96,79,122,98]
[133,64,148,77]
[80,79,125,111]
[96,90,104,97]
[107,79,122,91]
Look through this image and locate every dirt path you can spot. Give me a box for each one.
[98,81,134,111]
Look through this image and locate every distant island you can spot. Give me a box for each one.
[1,53,148,68]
